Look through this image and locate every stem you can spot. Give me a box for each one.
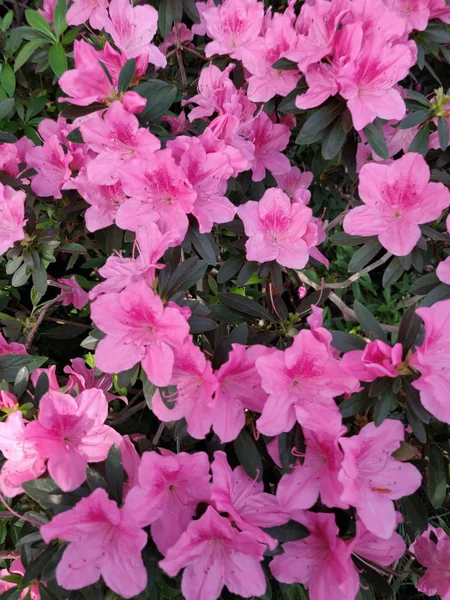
[109,400,147,426]
[175,23,188,86]
[0,551,20,560]
[25,294,69,350]
[0,490,41,527]
[326,252,392,289]
[152,421,165,446]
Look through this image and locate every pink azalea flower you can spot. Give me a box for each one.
[25,389,121,492]
[202,0,264,61]
[410,299,450,424]
[159,506,267,600]
[337,37,416,130]
[66,0,108,29]
[98,0,166,68]
[437,215,450,284]
[38,0,57,22]
[244,112,290,182]
[353,516,406,567]
[277,426,349,515]
[0,411,46,497]
[343,153,450,256]
[270,512,360,600]
[356,121,418,172]
[80,101,160,185]
[256,329,358,437]
[275,167,313,205]
[162,110,192,136]
[384,0,431,32]
[41,488,147,598]
[339,419,422,539]
[26,135,72,199]
[412,528,450,599]
[0,184,26,255]
[429,0,450,22]
[124,450,211,554]
[211,451,287,550]
[0,331,26,355]
[74,169,127,232]
[238,188,317,269]
[63,358,123,403]
[30,365,60,392]
[57,276,89,310]
[341,340,404,383]
[91,280,190,387]
[159,23,194,56]
[167,136,236,233]
[0,558,40,600]
[0,390,18,410]
[117,149,197,242]
[346,0,407,41]
[201,125,253,177]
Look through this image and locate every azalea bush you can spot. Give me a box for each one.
[1,0,450,599]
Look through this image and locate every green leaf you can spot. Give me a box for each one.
[66,128,84,143]
[1,62,16,97]
[298,101,343,137]
[398,110,430,129]
[190,226,217,265]
[32,266,48,295]
[410,271,439,295]
[0,354,47,382]
[135,80,178,121]
[330,232,374,246]
[158,0,183,38]
[217,255,245,284]
[264,521,309,543]
[403,89,431,107]
[404,379,431,424]
[1,11,14,32]
[60,103,105,119]
[339,389,373,418]
[330,330,366,353]
[219,292,274,321]
[321,114,347,160]
[23,546,58,586]
[25,10,56,40]
[347,239,382,273]
[33,371,49,406]
[105,444,124,505]
[86,468,108,492]
[354,300,388,342]
[58,242,86,253]
[118,58,136,94]
[382,257,405,288]
[52,0,67,38]
[363,120,389,159]
[182,0,200,22]
[409,124,430,155]
[233,429,263,482]
[438,116,449,151]
[427,445,447,509]
[399,493,428,534]
[398,303,421,354]
[49,42,67,77]
[373,388,394,426]
[161,257,208,297]
[0,97,15,119]
[271,58,298,70]
[22,478,89,513]
[105,224,123,256]
[13,365,29,399]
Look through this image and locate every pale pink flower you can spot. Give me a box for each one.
[124,451,211,554]
[202,0,264,61]
[159,506,267,600]
[270,512,360,600]
[410,298,450,425]
[277,426,348,515]
[275,167,313,205]
[25,389,121,492]
[356,121,418,172]
[339,419,422,539]
[91,280,190,386]
[346,0,407,42]
[201,124,253,177]
[341,340,404,383]
[98,0,166,68]
[191,0,215,36]
[38,0,57,22]
[384,0,431,32]
[66,0,108,28]
[211,451,287,550]
[26,135,72,199]
[343,153,450,256]
[159,23,194,55]
[238,188,316,269]
[429,0,450,22]
[117,149,197,242]
[0,184,26,254]
[41,488,147,598]
[63,358,123,403]
[244,112,290,182]
[256,329,358,437]
[162,110,192,136]
[74,170,127,232]
[437,215,450,284]
[0,411,46,497]
[0,558,40,600]
[0,331,26,355]
[353,517,406,567]
[57,276,89,310]
[412,528,450,599]
[80,101,160,185]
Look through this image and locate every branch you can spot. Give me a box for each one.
[325,252,392,289]
[109,400,147,426]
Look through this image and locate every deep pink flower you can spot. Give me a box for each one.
[353,517,406,567]
[437,215,450,284]
[270,512,360,600]
[211,451,287,549]
[38,0,57,22]
[0,332,26,355]
[25,389,121,492]
[30,365,60,392]
[275,167,313,205]
[256,329,358,437]
[63,358,124,403]
[0,391,18,410]
[277,426,348,515]
[80,101,160,185]
[0,184,26,255]
[238,188,316,269]
[26,135,72,199]
[66,0,108,28]
[0,558,40,600]
[412,528,450,599]
[244,112,290,182]
[410,298,450,425]
[159,506,267,600]
[0,411,46,497]
[341,340,404,383]
[124,450,211,554]
[429,0,450,22]
[91,280,190,386]
[41,488,147,598]
[74,170,127,232]
[384,0,431,32]
[339,419,422,539]
[117,149,197,242]
[343,153,450,256]
[159,23,194,56]
[57,276,89,310]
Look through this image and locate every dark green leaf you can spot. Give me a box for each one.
[398,303,421,354]
[162,257,208,297]
[182,0,200,23]
[13,365,29,398]
[49,42,67,77]
[105,444,123,505]
[66,128,84,143]
[399,493,428,534]
[0,97,15,119]
[407,405,427,444]
[427,445,447,509]
[382,257,405,288]
[348,240,382,273]
[219,292,274,321]
[52,0,67,38]
[105,225,123,256]
[278,89,303,114]
[299,101,343,137]
[278,430,295,474]
[23,546,58,586]
[25,10,56,40]
[409,124,430,155]
[321,114,347,159]
[373,388,394,426]
[329,232,373,246]
[1,62,16,96]
[272,58,298,70]
[354,300,388,342]
[264,521,309,543]
[404,379,431,424]
[339,389,373,418]
[58,242,86,253]
[357,559,394,598]
[237,261,258,286]
[0,354,47,382]
[398,110,430,129]
[330,330,366,353]
[159,0,183,37]
[218,256,245,283]
[228,322,248,345]
[421,282,450,306]
[438,116,449,151]
[118,58,136,93]
[410,271,439,295]
[233,429,263,481]
[60,103,105,119]
[363,121,389,159]
[136,80,178,121]
[190,226,217,265]
[1,11,14,32]
[32,267,48,295]
[86,468,108,492]
[403,89,431,107]
[33,372,49,406]
[22,478,89,513]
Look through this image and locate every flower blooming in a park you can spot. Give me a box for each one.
[0,184,26,255]
[344,153,450,255]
